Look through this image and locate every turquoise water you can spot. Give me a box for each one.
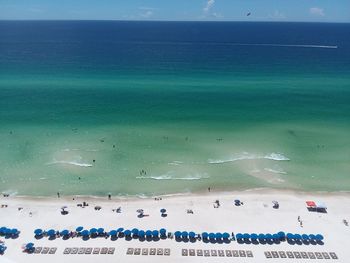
[0,21,349,196]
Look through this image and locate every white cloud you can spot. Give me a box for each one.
[140,10,153,18]
[310,7,324,16]
[203,0,215,13]
[138,7,155,18]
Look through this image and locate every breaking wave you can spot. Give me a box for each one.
[264,168,287,174]
[47,159,93,167]
[136,172,209,181]
[208,152,290,164]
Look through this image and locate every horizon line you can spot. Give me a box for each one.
[0,19,349,24]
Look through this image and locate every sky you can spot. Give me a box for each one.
[0,0,349,22]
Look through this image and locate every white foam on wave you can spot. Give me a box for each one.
[208,152,290,164]
[136,172,209,181]
[264,168,287,174]
[168,161,184,166]
[47,156,93,168]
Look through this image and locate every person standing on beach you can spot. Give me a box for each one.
[57,192,60,198]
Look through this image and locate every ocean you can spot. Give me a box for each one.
[0,21,349,196]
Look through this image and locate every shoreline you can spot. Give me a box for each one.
[4,187,350,202]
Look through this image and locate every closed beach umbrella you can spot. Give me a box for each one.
[160,208,166,213]
[97,228,104,234]
[222,232,230,239]
[159,228,166,236]
[138,230,145,237]
[209,233,216,239]
[302,234,309,240]
[235,233,243,240]
[202,232,209,239]
[243,233,250,239]
[34,229,43,236]
[152,230,159,237]
[47,229,56,236]
[258,233,266,240]
[250,233,258,240]
[315,234,324,241]
[81,230,89,236]
[145,230,152,237]
[60,230,69,236]
[124,230,131,236]
[181,231,188,238]
[174,231,181,238]
[189,232,196,238]
[109,230,117,236]
[216,232,223,239]
[76,226,83,232]
[117,228,124,233]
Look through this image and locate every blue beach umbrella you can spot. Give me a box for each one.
[60,230,69,236]
[278,231,286,239]
[124,230,131,236]
[109,230,117,236]
[309,234,316,240]
[243,233,250,239]
[250,233,258,240]
[302,234,309,240]
[286,233,294,240]
[76,226,83,232]
[294,234,302,240]
[132,228,139,235]
[145,230,153,237]
[216,232,223,239]
[202,232,209,239]
[81,230,89,236]
[117,228,124,233]
[315,234,324,241]
[265,234,273,240]
[189,232,196,238]
[236,233,243,240]
[174,231,181,238]
[97,228,104,234]
[34,229,43,236]
[222,232,230,239]
[138,230,145,237]
[26,243,34,249]
[159,228,166,236]
[209,233,216,239]
[3,228,11,235]
[89,228,97,234]
[258,233,266,240]
[0,227,7,235]
[47,229,56,236]
[160,208,166,213]
[11,229,19,235]
[272,234,279,240]
[152,230,159,237]
[181,231,188,238]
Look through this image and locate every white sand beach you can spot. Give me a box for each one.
[0,189,350,263]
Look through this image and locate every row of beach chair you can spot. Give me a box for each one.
[126,247,170,256]
[264,250,338,260]
[63,247,115,255]
[33,247,57,254]
[182,249,253,257]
